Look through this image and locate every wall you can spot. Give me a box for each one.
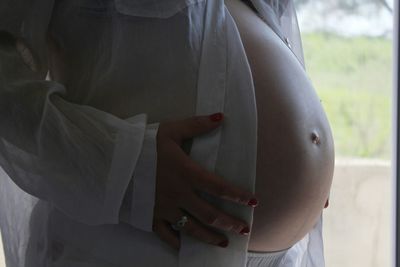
[0,159,392,267]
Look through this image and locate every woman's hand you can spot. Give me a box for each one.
[153,113,258,251]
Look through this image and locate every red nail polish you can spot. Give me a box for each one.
[324,199,329,208]
[248,198,258,207]
[218,240,229,248]
[209,112,223,122]
[240,227,250,235]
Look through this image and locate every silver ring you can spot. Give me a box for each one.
[171,215,188,231]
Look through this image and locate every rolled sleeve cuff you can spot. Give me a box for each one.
[129,122,159,232]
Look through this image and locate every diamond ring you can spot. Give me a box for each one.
[171,215,188,231]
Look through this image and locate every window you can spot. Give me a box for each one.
[295,0,394,266]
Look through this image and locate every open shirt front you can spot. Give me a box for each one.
[0,0,324,266]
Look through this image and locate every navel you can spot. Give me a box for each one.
[311,131,321,145]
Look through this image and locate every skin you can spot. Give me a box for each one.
[2,0,333,252]
[152,114,259,249]
[224,0,335,252]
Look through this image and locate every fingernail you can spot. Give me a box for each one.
[248,198,258,207]
[209,112,224,122]
[240,227,250,235]
[218,240,229,248]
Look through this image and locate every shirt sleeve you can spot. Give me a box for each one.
[119,121,160,232]
[0,0,158,228]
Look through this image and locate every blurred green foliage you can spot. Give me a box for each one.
[302,32,392,159]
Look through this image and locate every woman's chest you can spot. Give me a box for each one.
[46,0,206,120]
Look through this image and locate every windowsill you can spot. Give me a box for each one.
[0,157,392,266]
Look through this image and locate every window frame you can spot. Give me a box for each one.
[394,1,399,266]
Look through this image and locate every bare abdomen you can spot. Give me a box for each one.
[225,0,335,252]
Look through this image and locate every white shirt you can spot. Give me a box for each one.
[0,0,325,266]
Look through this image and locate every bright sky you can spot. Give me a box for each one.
[296,1,394,37]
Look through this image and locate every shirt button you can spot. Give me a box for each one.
[284,37,292,49]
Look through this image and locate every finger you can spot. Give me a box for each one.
[175,113,224,141]
[16,38,38,72]
[182,217,230,248]
[153,219,180,251]
[192,169,257,207]
[183,193,250,235]
[162,209,229,248]
[166,141,258,207]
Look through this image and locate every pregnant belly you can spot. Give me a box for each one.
[225,0,335,252]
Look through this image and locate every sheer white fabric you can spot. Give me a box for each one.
[0,0,325,266]
[250,0,305,66]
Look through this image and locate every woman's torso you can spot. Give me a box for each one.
[46,0,332,257]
